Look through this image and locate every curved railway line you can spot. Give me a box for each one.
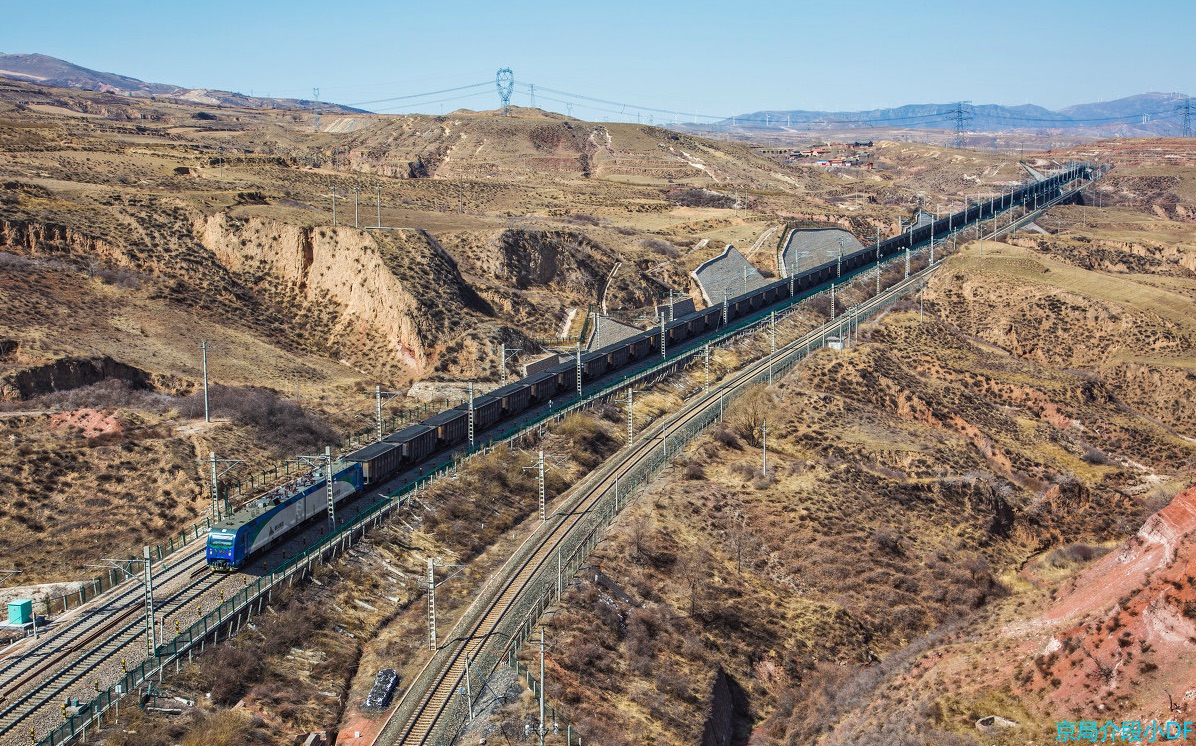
[0,164,1099,746]
[379,263,939,745]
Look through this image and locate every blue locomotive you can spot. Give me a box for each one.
[206,461,364,570]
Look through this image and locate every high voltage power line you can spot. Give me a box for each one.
[330,73,1191,131]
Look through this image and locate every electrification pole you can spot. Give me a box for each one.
[467,383,475,448]
[523,451,549,521]
[198,340,213,422]
[575,343,582,396]
[626,389,634,446]
[704,343,712,391]
[374,385,402,442]
[201,452,242,522]
[768,311,776,385]
[761,419,768,476]
[660,313,667,359]
[427,558,437,649]
[499,342,521,384]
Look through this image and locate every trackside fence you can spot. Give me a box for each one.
[37,167,1102,744]
[402,261,942,746]
[33,470,450,745]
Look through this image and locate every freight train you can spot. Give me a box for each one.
[205,163,1093,570]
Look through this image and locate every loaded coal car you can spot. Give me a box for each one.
[385,423,437,463]
[205,460,364,571]
[423,408,469,448]
[528,370,558,403]
[454,393,501,431]
[490,381,533,417]
[345,441,402,485]
[580,351,608,382]
[665,318,689,346]
[627,332,653,359]
[699,306,722,331]
[549,361,577,394]
[601,340,630,370]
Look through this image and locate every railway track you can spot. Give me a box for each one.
[0,546,205,697]
[0,548,212,742]
[3,168,1096,746]
[379,265,936,745]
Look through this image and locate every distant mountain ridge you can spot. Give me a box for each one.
[724,92,1192,137]
[0,52,364,113]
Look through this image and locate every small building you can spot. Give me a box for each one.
[7,599,31,626]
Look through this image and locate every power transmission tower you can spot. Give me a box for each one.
[1178,98,1194,137]
[312,87,321,132]
[529,83,536,109]
[952,101,973,149]
[496,68,514,115]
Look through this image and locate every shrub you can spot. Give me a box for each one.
[668,188,735,209]
[640,238,679,257]
[1081,445,1110,464]
[180,384,335,453]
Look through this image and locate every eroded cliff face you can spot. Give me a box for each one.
[195,215,430,372]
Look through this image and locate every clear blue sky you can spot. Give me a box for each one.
[4,0,1192,119]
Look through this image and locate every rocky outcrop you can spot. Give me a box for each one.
[0,356,151,400]
[195,215,433,372]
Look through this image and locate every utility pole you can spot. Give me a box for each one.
[330,188,337,226]
[524,450,549,521]
[374,385,402,442]
[376,185,382,228]
[291,448,337,526]
[761,419,768,476]
[830,282,836,319]
[198,340,213,422]
[499,342,521,384]
[704,343,712,391]
[722,288,729,325]
[575,343,582,396]
[626,388,634,446]
[768,311,776,385]
[537,627,549,746]
[88,549,156,655]
[200,452,242,522]
[467,382,475,448]
[427,558,437,649]
[660,313,667,359]
[354,186,360,228]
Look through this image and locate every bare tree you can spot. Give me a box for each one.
[729,384,773,447]
[723,506,757,575]
[629,509,654,562]
[677,544,712,615]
